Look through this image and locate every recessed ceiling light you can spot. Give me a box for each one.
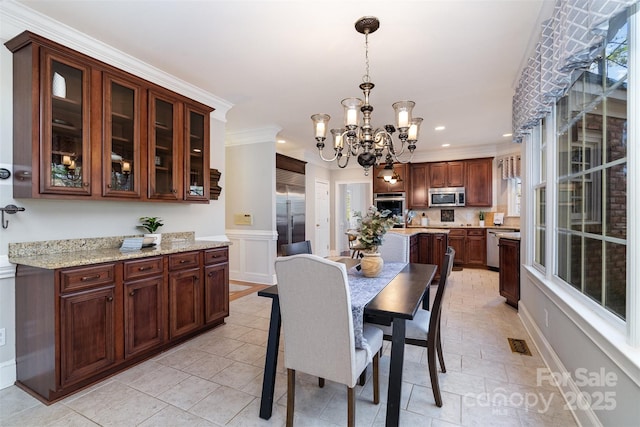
[502,133,513,137]
[277,139,286,144]
[435,126,445,131]
[442,143,450,147]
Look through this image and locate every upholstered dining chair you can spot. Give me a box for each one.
[274,254,383,427]
[378,232,409,263]
[369,246,455,407]
[280,240,312,256]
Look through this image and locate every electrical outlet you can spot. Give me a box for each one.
[544,309,549,328]
[0,328,5,346]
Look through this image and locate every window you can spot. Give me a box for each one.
[507,178,522,217]
[533,119,547,270]
[554,15,628,320]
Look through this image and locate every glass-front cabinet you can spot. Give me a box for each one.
[103,74,142,197]
[149,92,182,200]
[43,51,91,195]
[6,31,213,204]
[185,107,210,202]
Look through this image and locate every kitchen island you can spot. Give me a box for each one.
[388,228,449,281]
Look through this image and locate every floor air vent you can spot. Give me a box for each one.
[507,338,532,356]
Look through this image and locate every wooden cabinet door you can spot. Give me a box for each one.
[184,105,210,201]
[372,163,408,193]
[42,50,92,195]
[204,263,229,325]
[466,230,487,266]
[409,235,419,263]
[409,163,429,208]
[149,91,183,200]
[447,229,466,265]
[429,163,446,188]
[168,268,202,338]
[431,233,448,281]
[446,161,465,187]
[417,234,431,264]
[60,286,116,387]
[499,239,520,308]
[465,158,493,206]
[124,277,165,357]
[103,72,144,198]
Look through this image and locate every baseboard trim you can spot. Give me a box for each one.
[0,358,16,390]
[519,302,601,427]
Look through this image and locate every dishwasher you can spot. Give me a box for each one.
[487,228,517,270]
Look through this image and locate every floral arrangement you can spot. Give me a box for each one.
[354,206,396,253]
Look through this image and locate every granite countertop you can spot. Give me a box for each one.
[8,232,230,270]
[407,224,520,230]
[497,232,521,241]
[388,228,451,236]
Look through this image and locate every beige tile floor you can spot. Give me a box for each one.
[0,269,578,426]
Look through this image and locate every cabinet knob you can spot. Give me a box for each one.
[81,274,101,281]
[107,184,112,188]
[129,290,135,296]
[106,296,113,302]
[138,266,151,271]
[172,189,177,193]
[83,182,90,187]
[208,272,214,277]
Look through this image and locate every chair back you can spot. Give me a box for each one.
[274,254,359,387]
[281,240,312,256]
[378,232,408,263]
[429,247,455,337]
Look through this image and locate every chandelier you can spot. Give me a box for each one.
[312,16,422,176]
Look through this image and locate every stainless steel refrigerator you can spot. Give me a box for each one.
[276,168,305,255]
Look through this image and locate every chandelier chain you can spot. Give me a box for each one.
[363,32,370,83]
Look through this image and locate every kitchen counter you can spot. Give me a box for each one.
[8,232,230,269]
[407,224,520,230]
[388,228,450,236]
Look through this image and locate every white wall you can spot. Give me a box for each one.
[0,5,230,388]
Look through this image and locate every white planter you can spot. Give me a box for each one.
[144,233,162,245]
[479,220,485,227]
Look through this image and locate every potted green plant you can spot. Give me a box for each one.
[478,211,486,227]
[354,206,396,277]
[139,216,164,245]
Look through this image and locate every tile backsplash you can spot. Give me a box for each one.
[408,207,520,228]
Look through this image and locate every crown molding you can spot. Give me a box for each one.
[0,1,232,121]
[225,127,282,147]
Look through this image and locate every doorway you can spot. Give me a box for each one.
[335,181,372,256]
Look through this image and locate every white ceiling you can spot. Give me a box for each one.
[17,0,554,159]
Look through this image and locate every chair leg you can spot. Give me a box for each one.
[318,377,325,388]
[347,386,356,427]
[373,351,380,404]
[287,369,295,427]
[427,344,443,407]
[358,368,366,386]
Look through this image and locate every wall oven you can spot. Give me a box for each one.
[428,187,465,207]
[373,192,406,227]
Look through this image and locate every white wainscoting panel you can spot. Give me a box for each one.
[225,229,277,284]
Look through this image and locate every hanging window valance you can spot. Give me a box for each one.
[512,0,638,143]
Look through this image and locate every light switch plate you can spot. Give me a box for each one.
[234,213,253,225]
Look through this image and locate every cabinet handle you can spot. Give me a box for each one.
[81,274,101,281]
[106,296,113,302]
[129,290,135,296]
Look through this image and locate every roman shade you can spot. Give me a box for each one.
[512,0,638,142]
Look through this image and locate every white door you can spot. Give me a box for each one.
[315,180,330,257]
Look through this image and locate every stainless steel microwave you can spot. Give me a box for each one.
[428,187,465,207]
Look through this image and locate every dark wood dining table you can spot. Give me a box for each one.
[257,261,437,427]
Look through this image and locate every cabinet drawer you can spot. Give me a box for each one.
[467,229,485,236]
[169,251,200,271]
[204,248,228,265]
[60,264,116,293]
[449,229,466,236]
[124,257,164,280]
